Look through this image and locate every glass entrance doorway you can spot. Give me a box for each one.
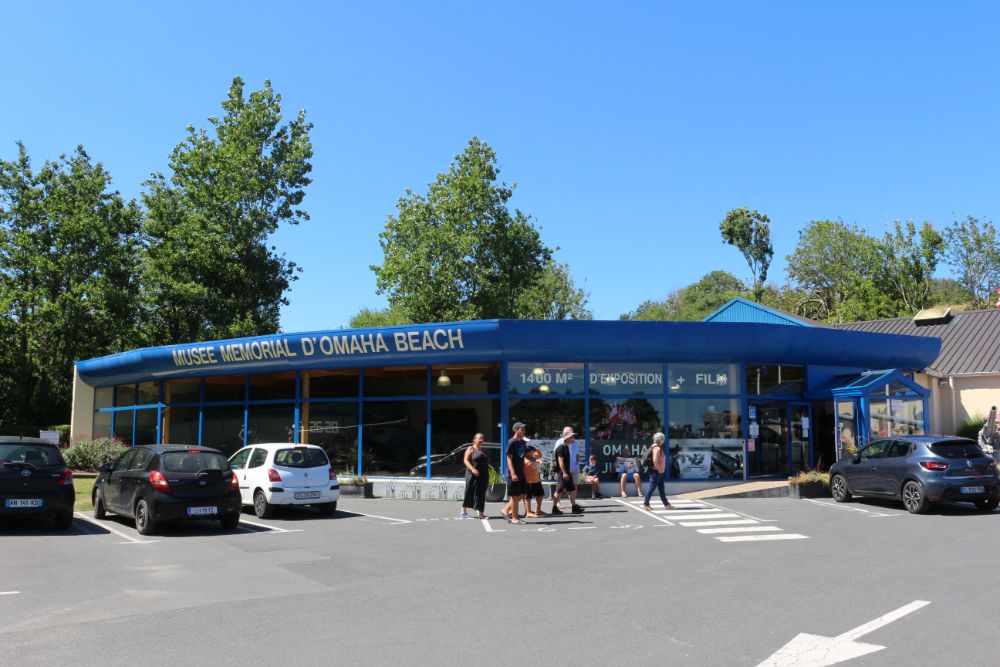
[749,401,812,477]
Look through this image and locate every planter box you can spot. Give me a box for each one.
[485,483,506,503]
[788,481,829,499]
[338,482,374,498]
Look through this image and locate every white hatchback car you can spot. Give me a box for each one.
[228,443,339,518]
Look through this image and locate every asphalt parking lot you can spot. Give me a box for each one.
[3,494,999,666]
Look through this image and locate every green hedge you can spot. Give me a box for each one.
[63,438,129,471]
[956,414,984,440]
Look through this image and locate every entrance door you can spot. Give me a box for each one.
[789,403,811,473]
[749,402,813,477]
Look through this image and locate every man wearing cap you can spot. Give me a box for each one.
[551,426,581,515]
[502,422,528,524]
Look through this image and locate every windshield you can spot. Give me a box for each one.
[928,441,984,459]
[275,447,329,468]
[162,451,230,473]
[0,443,64,467]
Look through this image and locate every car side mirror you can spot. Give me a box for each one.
[852,455,861,465]
[99,463,111,473]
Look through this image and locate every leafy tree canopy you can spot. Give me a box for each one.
[943,216,1000,309]
[720,207,773,302]
[620,271,745,321]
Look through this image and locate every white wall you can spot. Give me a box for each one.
[69,367,94,440]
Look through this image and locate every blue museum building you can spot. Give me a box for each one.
[70,302,940,487]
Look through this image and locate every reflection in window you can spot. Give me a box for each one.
[668,364,739,395]
[95,386,114,409]
[115,384,136,407]
[509,398,585,479]
[135,409,158,445]
[746,365,804,395]
[113,411,134,446]
[588,398,663,479]
[428,399,501,476]
[250,372,296,401]
[162,406,199,445]
[588,363,663,396]
[201,405,245,455]
[431,364,500,396]
[92,411,112,438]
[668,398,742,480]
[205,375,246,402]
[508,363,585,395]
[869,398,924,438]
[362,400,424,475]
[304,369,358,399]
[301,402,358,474]
[137,381,159,406]
[837,401,856,457]
[165,378,200,404]
[247,404,296,444]
[363,366,427,397]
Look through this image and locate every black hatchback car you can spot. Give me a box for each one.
[830,435,1000,513]
[93,445,241,534]
[0,436,75,529]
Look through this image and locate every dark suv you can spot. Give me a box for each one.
[93,445,241,535]
[830,435,1000,513]
[0,436,75,529]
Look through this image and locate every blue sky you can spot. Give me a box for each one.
[3,1,998,332]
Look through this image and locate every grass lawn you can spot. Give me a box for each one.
[74,476,95,512]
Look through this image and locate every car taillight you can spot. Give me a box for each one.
[229,471,239,491]
[919,461,949,471]
[329,468,336,481]
[57,468,73,486]
[268,468,282,482]
[149,470,171,492]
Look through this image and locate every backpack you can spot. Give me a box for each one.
[641,446,656,472]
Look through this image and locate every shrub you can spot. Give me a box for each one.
[956,414,985,440]
[62,438,129,471]
[788,470,830,486]
[47,425,71,447]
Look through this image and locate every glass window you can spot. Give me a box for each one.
[431,363,501,396]
[304,369,359,399]
[363,366,427,397]
[201,405,245,456]
[837,400,857,456]
[746,365,805,395]
[588,363,663,396]
[248,448,268,468]
[859,440,890,461]
[247,404,295,444]
[92,411,112,439]
[113,449,136,472]
[161,406,199,445]
[428,399,501,477]
[137,381,158,405]
[204,375,246,403]
[508,363,585,395]
[135,409,158,445]
[589,398,664,480]
[869,398,925,438]
[509,398,585,478]
[250,371,296,401]
[301,402,358,474]
[274,447,329,468]
[229,449,251,470]
[886,441,912,458]
[115,384,136,407]
[165,379,200,404]
[128,449,153,471]
[362,400,424,475]
[162,451,229,473]
[113,411,134,445]
[95,386,114,409]
[668,364,739,395]
[668,397,742,480]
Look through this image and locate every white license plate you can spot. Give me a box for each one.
[5,498,42,508]
[961,486,986,494]
[294,491,321,500]
[187,506,218,516]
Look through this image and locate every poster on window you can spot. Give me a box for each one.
[673,450,712,479]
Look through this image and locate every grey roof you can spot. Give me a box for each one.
[836,309,1000,376]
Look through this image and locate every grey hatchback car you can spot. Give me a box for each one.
[830,435,1000,513]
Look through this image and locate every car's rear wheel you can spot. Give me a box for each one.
[219,513,240,530]
[830,474,852,502]
[93,489,106,519]
[53,512,73,530]
[253,489,274,519]
[902,480,929,514]
[974,497,999,512]
[317,501,336,516]
[135,499,156,535]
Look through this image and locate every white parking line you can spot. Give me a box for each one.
[614,498,675,525]
[237,518,302,533]
[802,498,900,517]
[697,526,783,534]
[0,591,19,596]
[716,534,809,542]
[678,518,758,527]
[341,510,412,524]
[73,513,158,544]
[481,518,505,533]
[568,526,596,530]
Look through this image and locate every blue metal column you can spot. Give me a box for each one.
[357,370,364,477]
[500,363,509,476]
[426,366,432,480]
[293,371,302,442]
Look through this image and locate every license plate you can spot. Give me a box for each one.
[5,498,42,508]
[187,506,218,516]
[294,491,321,500]
[961,486,986,494]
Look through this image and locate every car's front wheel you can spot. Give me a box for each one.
[93,489,106,519]
[902,480,930,514]
[974,497,999,512]
[135,499,156,535]
[830,474,852,502]
[253,489,275,519]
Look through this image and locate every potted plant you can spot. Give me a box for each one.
[337,474,373,498]
[787,470,830,499]
[485,466,506,503]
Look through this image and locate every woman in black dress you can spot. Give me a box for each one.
[461,433,489,519]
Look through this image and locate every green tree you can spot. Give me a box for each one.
[881,220,945,312]
[140,77,313,344]
[0,144,141,429]
[372,137,585,322]
[943,216,1000,309]
[719,207,773,302]
[619,292,681,321]
[619,271,744,321]
[516,260,591,320]
[348,304,412,328]
[927,278,975,308]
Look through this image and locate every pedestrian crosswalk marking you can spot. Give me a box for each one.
[715,533,809,542]
[622,498,809,543]
[697,525,781,534]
